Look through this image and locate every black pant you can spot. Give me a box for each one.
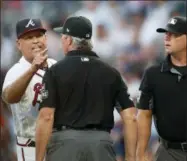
[154,143,187,161]
[46,129,117,161]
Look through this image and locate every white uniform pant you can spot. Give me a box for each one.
[16,137,35,161]
[16,145,35,161]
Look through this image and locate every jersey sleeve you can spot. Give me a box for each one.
[2,64,26,92]
[115,73,134,110]
[137,67,153,110]
[39,68,57,110]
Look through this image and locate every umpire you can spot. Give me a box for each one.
[35,16,137,161]
[136,16,187,161]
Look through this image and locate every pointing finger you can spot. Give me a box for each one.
[39,48,48,56]
[43,54,48,61]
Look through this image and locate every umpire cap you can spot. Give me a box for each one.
[16,18,46,39]
[156,16,186,34]
[53,16,92,39]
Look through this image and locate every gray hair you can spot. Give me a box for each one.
[71,36,93,50]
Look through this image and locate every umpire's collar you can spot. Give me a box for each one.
[161,55,173,72]
[66,50,99,58]
[161,55,187,75]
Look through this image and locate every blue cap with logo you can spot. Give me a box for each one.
[16,18,46,38]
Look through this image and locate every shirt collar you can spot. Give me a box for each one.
[19,56,31,68]
[19,56,50,70]
[161,55,187,75]
[161,55,172,72]
[66,50,99,58]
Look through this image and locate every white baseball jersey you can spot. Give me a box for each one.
[2,56,56,161]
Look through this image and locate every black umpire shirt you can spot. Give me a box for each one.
[138,55,187,142]
[39,50,134,131]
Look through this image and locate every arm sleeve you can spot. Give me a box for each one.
[2,64,28,102]
[2,65,25,92]
[115,73,134,110]
[137,68,153,110]
[39,69,57,110]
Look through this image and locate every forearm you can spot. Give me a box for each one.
[136,111,152,158]
[35,114,54,161]
[123,114,137,160]
[120,107,137,161]
[3,67,36,103]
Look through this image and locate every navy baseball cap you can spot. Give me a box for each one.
[16,18,46,39]
[53,16,92,39]
[156,16,186,34]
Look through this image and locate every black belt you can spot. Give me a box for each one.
[53,125,110,133]
[160,138,187,152]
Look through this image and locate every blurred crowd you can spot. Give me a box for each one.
[1,1,186,161]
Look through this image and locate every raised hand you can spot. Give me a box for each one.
[31,48,48,72]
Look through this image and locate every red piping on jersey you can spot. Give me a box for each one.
[21,148,25,161]
[17,138,32,147]
[35,72,43,78]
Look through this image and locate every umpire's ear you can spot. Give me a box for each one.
[65,35,72,46]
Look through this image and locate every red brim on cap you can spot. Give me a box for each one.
[17,28,46,39]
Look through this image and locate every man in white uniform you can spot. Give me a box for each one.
[2,18,56,161]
